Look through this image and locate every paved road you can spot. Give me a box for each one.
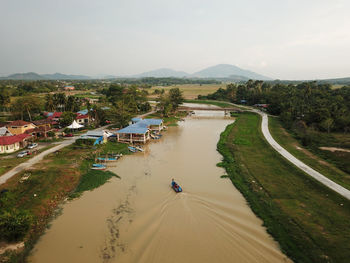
[0,112,157,186]
[208,100,350,200]
[0,125,108,185]
[257,110,350,201]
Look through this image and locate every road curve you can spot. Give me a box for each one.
[258,111,350,201]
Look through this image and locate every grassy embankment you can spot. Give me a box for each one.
[218,112,350,263]
[269,117,350,190]
[0,141,128,262]
[148,84,224,99]
[184,99,233,108]
[145,111,187,127]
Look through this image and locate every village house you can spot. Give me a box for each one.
[0,134,30,154]
[116,118,163,144]
[32,119,56,138]
[64,85,75,91]
[76,114,91,126]
[47,112,63,123]
[80,130,112,145]
[6,120,36,135]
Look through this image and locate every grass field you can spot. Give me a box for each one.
[148,84,224,99]
[268,116,350,190]
[218,112,350,263]
[0,145,55,177]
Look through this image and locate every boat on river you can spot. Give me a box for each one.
[97,157,118,162]
[150,134,161,139]
[171,180,182,193]
[128,146,138,153]
[91,164,107,170]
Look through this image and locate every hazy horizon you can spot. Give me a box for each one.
[1,0,349,80]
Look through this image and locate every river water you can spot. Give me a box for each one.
[29,111,290,263]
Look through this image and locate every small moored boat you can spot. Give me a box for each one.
[91,164,107,170]
[128,146,138,153]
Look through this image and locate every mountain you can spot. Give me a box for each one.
[42,73,91,80]
[3,72,45,80]
[191,64,271,80]
[1,72,91,80]
[133,68,189,78]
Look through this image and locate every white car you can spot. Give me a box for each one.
[27,143,38,149]
[17,151,29,158]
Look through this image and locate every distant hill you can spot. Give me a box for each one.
[3,72,45,80]
[133,68,189,78]
[1,72,91,80]
[42,73,91,80]
[191,64,271,80]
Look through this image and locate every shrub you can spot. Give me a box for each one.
[0,209,32,242]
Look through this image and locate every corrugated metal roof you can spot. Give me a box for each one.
[116,125,149,134]
[131,117,142,122]
[116,118,162,135]
[77,109,88,115]
[143,119,163,125]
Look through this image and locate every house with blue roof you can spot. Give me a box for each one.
[116,118,163,143]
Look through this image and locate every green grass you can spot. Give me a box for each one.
[98,141,130,155]
[268,116,350,190]
[72,170,119,197]
[218,112,350,263]
[148,84,224,99]
[145,111,187,126]
[184,99,233,108]
[0,145,55,177]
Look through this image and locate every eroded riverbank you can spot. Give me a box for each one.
[29,112,290,263]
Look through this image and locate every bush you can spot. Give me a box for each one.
[47,131,55,137]
[0,209,32,242]
[75,138,95,146]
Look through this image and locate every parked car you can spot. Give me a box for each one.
[27,143,38,149]
[17,150,30,158]
[64,133,73,137]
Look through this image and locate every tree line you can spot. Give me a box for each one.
[201,80,350,134]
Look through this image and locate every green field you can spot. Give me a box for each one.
[268,116,350,190]
[148,84,224,99]
[218,112,350,263]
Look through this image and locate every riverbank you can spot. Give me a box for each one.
[0,141,128,262]
[218,112,350,262]
[29,111,291,263]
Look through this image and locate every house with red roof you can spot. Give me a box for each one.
[0,134,30,154]
[47,112,63,122]
[76,114,91,126]
[64,85,75,91]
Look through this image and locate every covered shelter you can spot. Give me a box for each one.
[116,125,150,144]
[67,120,84,130]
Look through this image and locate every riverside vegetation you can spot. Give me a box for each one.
[217,112,350,262]
[0,141,128,262]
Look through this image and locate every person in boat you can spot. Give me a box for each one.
[172,178,179,189]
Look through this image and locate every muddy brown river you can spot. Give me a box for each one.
[29,111,291,263]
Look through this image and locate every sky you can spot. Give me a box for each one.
[0,0,349,80]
